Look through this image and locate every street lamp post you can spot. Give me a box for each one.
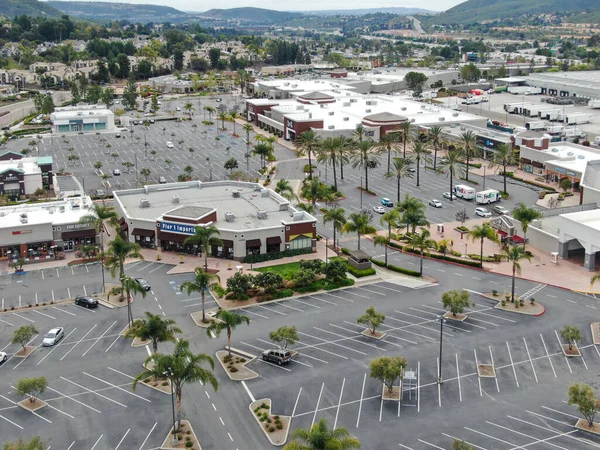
[206,157,212,181]
[163,368,178,446]
[360,176,363,209]
[482,165,486,190]
[437,316,446,384]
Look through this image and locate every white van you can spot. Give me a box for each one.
[454,184,476,200]
[166,141,174,148]
[476,189,500,204]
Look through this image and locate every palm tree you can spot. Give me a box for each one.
[243,123,253,145]
[490,143,515,195]
[229,111,239,135]
[468,223,499,267]
[275,179,295,201]
[296,130,320,181]
[512,203,543,250]
[133,340,218,431]
[204,105,215,121]
[183,102,194,118]
[253,143,271,169]
[385,157,414,203]
[352,140,381,192]
[459,130,477,181]
[180,268,220,324]
[353,124,367,143]
[412,141,432,187]
[376,132,399,173]
[397,193,428,234]
[439,149,465,199]
[301,177,329,207]
[337,136,353,181]
[218,111,229,130]
[104,234,143,286]
[124,312,182,353]
[323,207,346,248]
[341,212,377,250]
[427,125,445,170]
[317,137,339,191]
[284,418,361,450]
[501,246,531,303]
[108,275,147,327]
[400,121,414,158]
[373,235,391,266]
[409,228,436,276]
[184,225,223,272]
[206,310,250,358]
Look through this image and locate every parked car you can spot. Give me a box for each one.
[373,206,386,214]
[475,207,492,218]
[216,98,222,102]
[135,278,151,291]
[112,169,121,176]
[96,189,106,197]
[159,176,167,184]
[493,205,510,215]
[42,327,64,346]
[408,167,416,173]
[116,133,121,138]
[149,119,155,124]
[75,295,98,308]
[262,348,292,365]
[0,351,6,363]
[166,141,174,148]
[443,192,456,200]
[176,107,181,111]
[381,198,394,207]
[429,199,443,208]
[144,113,152,117]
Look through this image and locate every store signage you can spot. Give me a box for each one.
[12,230,32,235]
[286,119,294,128]
[3,174,19,182]
[551,167,576,177]
[65,223,91,230]
[159,221,196,235]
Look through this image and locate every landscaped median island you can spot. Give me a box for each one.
[160,420,201,450]
[215,349,258,381]
[480,291,545,315]
[249,398,291,446]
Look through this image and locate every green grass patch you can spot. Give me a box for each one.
[255,261,302,279]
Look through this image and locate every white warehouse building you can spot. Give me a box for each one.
[50,105,115,134]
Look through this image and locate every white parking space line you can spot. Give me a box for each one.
[45,386,102,413]
[299,331,367,355]
[489,346,500,393]
[66,442,75,450]
[137,262,156,272]
[52,307,76,316]
[291,298,321,309]
[440,434,485,450]
[0,393,51,423]
[379,321,436,342]
[0,413,23,429]
[354,286,386,297]
[294,338,349,360]
[148,263,165,273]
[42,401,75,419]
[540,334,557,378]
[522,337,539,382]
[393,311,458,335]
[464,427,518,447]
[374,284,402,293]
[60,376,127,407]
[257,305,286,316]
[37,328,78,366]
[242,309,268,319]
[90,435,103,450]
[114,429,130,450]
[387,315,449,338]
[307,295,338,306]
[336,322,404,348]
[0,317,14,326]
[398,444,416,450]
[82,372,152,402]
[486,421,570,450]
[32,309,56,319]
[418,439,445,449]
[60,325,97,361]
[82,321,117,357]
[311,382,325,428]
[12,312,35,323]
[275,302,303,312]
[513,413,593,448]
[321,292,354,303]
[316,326,384,351]
[333,378,345,430]
[506,342,519,388]
[105,334,121,353]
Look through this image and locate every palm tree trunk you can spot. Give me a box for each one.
[308,149,313,181]
[227,329,232,357]
[403,138,407,158]
[333,226,337,248]
[433,146,438,170]
[204,245,209,272]
[365,165,369,192]
[340,158,344,180]
[480,237,484,267]
[357,232,361,250]
[384,244,388,266]
[416,159,420,187]
[503,161,507,194]
[419,254,424,276]
[465,151,470,181]
[331,155,338,191]
[511,264,516,302]
[397,177,401,203]
[387,147,391,173]
[201,291,206,323]
[176,391,182,431]
[450,171,454,200]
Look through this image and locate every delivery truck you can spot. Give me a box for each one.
[564,113,593,125]
[475,189,501,204]
[588,99,600,109]
[454,184,476,200]
[507,86,542,95]
[525,120,546,131]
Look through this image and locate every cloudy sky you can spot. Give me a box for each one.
[54,0,465,13]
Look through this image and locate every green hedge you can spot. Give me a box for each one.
[271,289,294,299]
[387,264,422,277]
[387,241,482,268]
[243,248,313,264]
[346,265,376,278]
[467,254,498,262]
[9,127,51,137]
[213,285,226,298]
[324,278,354,290]
[503,172,556,192]
[370,258,386,267]
[341,247,351,255]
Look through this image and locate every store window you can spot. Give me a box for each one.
[96,122,107,130]
[289,236,311,250]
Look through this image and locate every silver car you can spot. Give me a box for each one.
[42,327,64,346]
[0,351,7,363]
[475,207,492,218]
[429,199,443,208]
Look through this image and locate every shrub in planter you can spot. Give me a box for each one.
[269,426,276,433]
[185,441,193,448]
[492,290,498,297]
[538,191,547,199]
[519,299,525,306]
[162,381,169,386]
[501,300,506,306]
[341,247,351,255]
[276,422,283,429]
[530,297,535,304]
[346,266,376,278]
[230,367,238,372]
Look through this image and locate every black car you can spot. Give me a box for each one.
[136,278,151,291]
[75,295,99,308]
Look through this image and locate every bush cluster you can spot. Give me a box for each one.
[243,248,313,264]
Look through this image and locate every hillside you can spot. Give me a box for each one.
[425,0,600,25]
[0,0,63,18]
[304,7,436,16]
[200,7,303,22]
[46,1,192,22]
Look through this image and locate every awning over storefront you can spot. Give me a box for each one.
[62,229,96,239]
[266,236,282,245]
[289,233,313,241]
[520,158,531,164]
[246,239,261,248]
[221,239,233,247]
[532,161,544,168]
[510,235,525,244]
[497,230,508,237]
[158,231,187,242]
[132,228,155,237]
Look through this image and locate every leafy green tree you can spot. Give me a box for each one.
[325,260,347,283]
[460,63,481,82]
[209,48,221,68]
[317,137,341,191]
[284,418,361,450]
[3,436,45,450]
[561,326,581,351]
[405,71,428,97]
[323,207,346,247]
[369,356,407,394]
[269,326,298,349]
[12,325,38,352]
[512,203,543,250]
[206,310,251,357]
[452,440,475,450]
[122,72,139,110]
[224,157,238,174]
[412,141,432,187]
[560,177,572,193]
[254,272,284,294]
[568,383,600,427]
[124,312,182,353]
[140,168,151,183]
[183,225,222,272]
[501,245,531,303]
[342,212,377,250]
[352,140,381,192]
[100,87,115,108]
[489,143,515,195]
[252,143,271,169]
[468,223,499,265]
[226,272,254,297]
[409,228,435,276]
[442,290,473,317]
[294,269,317,288]
[40,94,55,114]
[439,149,465,197]
[70,81,81,103]
[301,177,330,207]
[108,275,147,327]
[357,306,385,335]
[398,194,429,234]
[16,377,47,404]
[134,340,217,431]
[274,179,295,200]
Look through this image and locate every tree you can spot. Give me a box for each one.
[409,228,435,276]
[284,419,361,450]
[12,325,38,352]
[342,212,377,250]
[140,168,151,183]
[427,126,445,170]
[253,143,271,170]
[352,140,381,192]
[222,157,239,174]
[208,48,221,69]
[323,207,346,248]
[317,137,340,191]
[459,130,477,182]
[325,260,347,283]
[487,143,514,195]
[376,132,399,173]
[3,436,45,450]
[560,177,573,193]
[269,326,298,349]
[254,272,284,295]
[442,290,473,317]
[369,356,407,394]
[468,223,499,266]
[183,102,194,118]
[226,272,254,297]
[296,130,320,181]
[398,194,428,234]
[301,177,330,207]
[124,312,181,353]
[108,275,147,327]
[206,310,251,358]
[357,306,385,335]
[512,203,543,249]
[452,440,475,450]
[568,383,600,427]
[115,53,131,79]
[122,72,139,110]
[460,63,481,82]
[501,245,531,303]
[439,149,465,198]
[405,71,428,97]
[70,81,81,103]
[100,87,115,108]
[16,377,47,404]
[385,157,414,203]
[275,179,295,200]
[412,141,432,187]
[561,325,581,351]
[399,121,414,158]
[183,225,222,272]
[133,340,217,432]
[180,268,220,324]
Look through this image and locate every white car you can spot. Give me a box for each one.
[373,206,386,214]
[42,327,64,347]
[176,107,181,111]
[166,141,174,148]
[429,199,443,208]
[443,192,456,200]
[475,207,492,218]
[0,351,6,363]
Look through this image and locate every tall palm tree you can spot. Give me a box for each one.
[427,125,444,170]
[296,130,320,181]
[468,223,499,267]
[124,312,182,353]
[317,137,339,191]
[409,228,436,276]
[133,340,218,431]
[301,177,329,207]
[183,102,194,118]
[108,275,147,327]
[243,123,253,145]
[353,124,367,143]
[352,140,381,192]
[385,157,414,203]
[218,111,229,130]
[284,418,361,450]
[400,121,414,158]
[373,234,391,266]
[439,149,465,199]
[229,111,239,135]
[341,212,377,250]
[206,310,250,358]
[253,143,271,169]
[397,193,429,234]
[180,268,220,324]
[184,225,223,272]
[337,136,353,181]
[490,143,515,195]
[512,203,543,250]
[204,105,215,121]
[103,235,143,315]
[381,209,401,240]
[376,132,399,173]
[501,245,531,303]
[323,207,347,248]
[459,130,477,181]
[412,141,432,187]
[275,179,295,200]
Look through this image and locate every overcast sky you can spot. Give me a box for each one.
[54,0,465,13]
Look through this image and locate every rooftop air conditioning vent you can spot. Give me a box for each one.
[350,99,357,103]
[172,195,180,204]
[60,206,65,213]
[343,117,349,121]
[366,109,371,113]
[225,212,235,222]
[343,102,350,107]
[140,199,150,208]
[410,118,416,123]
[452,112,459,117]
[261,189,269,198]
[20,213,27,218]
[438,117,446,121]
[232,190,240,198]
[257,210,268,219]
[328,125,335,129]
[328,111,334,115]
[254,185,262,192]
[20,217,28,223]
[401,107,407,111]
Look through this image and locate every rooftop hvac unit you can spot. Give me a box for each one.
[438,117,446,121]
[343,117,349,121]
[291,84,297,88]
[254,185,262,192]
[0,212,4,217]
[296,105,304,110]
[257,210,268,219]
[225,212,235,222]
[410,118,416,123]
[328,125,335,130]
[365,109,371,113]
[421,104,426,109]
[343,102,351,107]
[284,82,290,86]
[140,199,150,208]
[20,217,28,224]
[452,112,459,117]
[401,107,407,111]
[20,213,27,218]
[232,190,240,198]
[292,211,304,221]
[350,99,357,103]
[261,189,269,197]
[172,195,180,204]
[59,206,65,213]
[328,111,334,116]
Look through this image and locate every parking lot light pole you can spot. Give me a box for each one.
[438,316,446,384]
[163,368,177,446]
[360,176,363,209]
